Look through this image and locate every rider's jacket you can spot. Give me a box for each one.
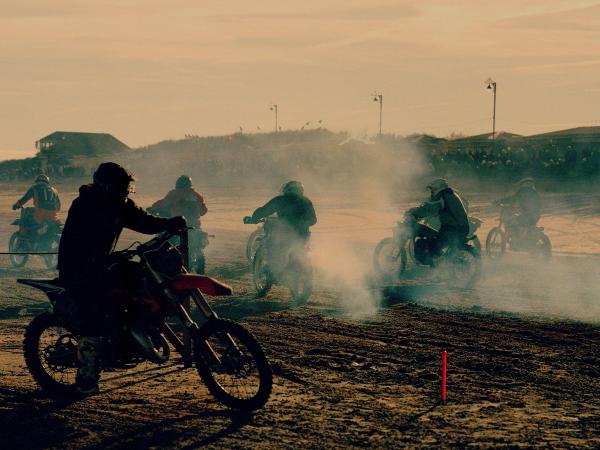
[501,185,541,223]
[149,187,207,228]
[251,193,317,239]
[15,182,61,223]
[411,188,469,236]
[58,184,173,286]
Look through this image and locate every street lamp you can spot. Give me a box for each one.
[485,78,497,140]
[373,92,383,137]
[270,104,278,132]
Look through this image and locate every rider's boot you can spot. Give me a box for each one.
[76,336,101,395]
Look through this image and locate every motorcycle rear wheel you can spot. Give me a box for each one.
[287,262,313,304]
[8,232,29,268]
[444,245,482,290]
[194,318,272,411]
[531,232,552,260]
[23,312,79,395]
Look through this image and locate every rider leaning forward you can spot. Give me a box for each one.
[407,178,469,258]
[495,177,542,233]
[58,162,186,395]
[13,174,61,225]
[246,181,317,271]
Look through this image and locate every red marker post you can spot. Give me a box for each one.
[441,350,447,402]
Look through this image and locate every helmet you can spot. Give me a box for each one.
[280,180,304,196]
[426,178,449,197]
[35,174,50,184]
[516,177,535,188]
[93,162,135,199]
[176,175,192,189]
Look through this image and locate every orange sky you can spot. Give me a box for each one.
[1,0,600,159]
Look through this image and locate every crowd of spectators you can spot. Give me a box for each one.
[425,142,600,182]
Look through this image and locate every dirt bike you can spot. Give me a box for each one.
[9,207,62,269]
[245,224,265,263]
[244,216,313,304]
[146,207,211,274]
[373,213,482,289]
[19,229,272,411]
[485,204,551,260]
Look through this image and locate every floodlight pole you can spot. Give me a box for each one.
[270,104,278,132]
[485,79,497,140]
[373,93,383,137]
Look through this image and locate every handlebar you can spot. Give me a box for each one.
[114,227,190,259]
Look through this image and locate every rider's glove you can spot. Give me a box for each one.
[243,216,254,224]
[167,216,187,232]
[12,203,20,211]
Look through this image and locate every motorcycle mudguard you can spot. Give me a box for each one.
[172,274,233,296]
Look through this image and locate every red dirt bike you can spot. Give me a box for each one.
[9,207,62,269]
[244,217,313,304]
[19,229,273,411]
[373,213,482,289]
[485,204,551,260]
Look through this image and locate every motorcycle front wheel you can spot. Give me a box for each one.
[194,318,273,411]
[373,237,405,281]
[485,227,506,260]
[252,246,272,297]
[8,232,29,268]
[42,235,60,270]
[245,229,264,263]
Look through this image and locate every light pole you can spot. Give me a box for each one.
[270,104,278,132]
[485,78,497,140]
[373,92,383,137]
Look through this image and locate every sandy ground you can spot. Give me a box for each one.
[1,184,600,449]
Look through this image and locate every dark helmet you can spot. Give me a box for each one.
[176,175,192,189]
[280,180,304,196]
[426,178,449,197]
[35,174,50,184]
[93,162,135,199]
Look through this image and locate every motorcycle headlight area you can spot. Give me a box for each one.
[144,242,185,276]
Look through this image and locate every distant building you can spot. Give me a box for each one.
[35,131,129,157]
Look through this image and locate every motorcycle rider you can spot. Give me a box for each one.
[495,177,541,241]
[407,178,469,260]
[148,175,208,272]
[244,181,316,274]
[58,162,186,395]
[12,174,61,227]
[147,175,207,228]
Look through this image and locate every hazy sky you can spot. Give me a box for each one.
[2,0,600,158]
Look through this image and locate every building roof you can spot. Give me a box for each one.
[525,126,600,140]
[448,131,523,145]
[36,131,129,157]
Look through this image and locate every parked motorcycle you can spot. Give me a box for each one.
[19,229,273,411]
[9,207,62,269]
[373,213,482,289]
[244,216,313,304]
[485,204,551,260]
